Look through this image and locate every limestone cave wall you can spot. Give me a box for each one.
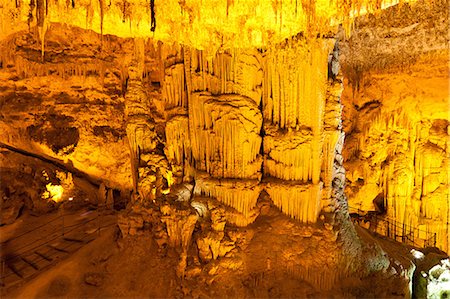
[0,24,346,226]
[340,0,449,253]
[0,0,448,258]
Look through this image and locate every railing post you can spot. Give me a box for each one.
[62,206,65,237]
[394,221,397,241]
[97,203,100,236]
[402,223,405,243]
[1,258,4,280]
[385,220,388,238]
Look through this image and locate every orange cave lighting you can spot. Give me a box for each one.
[0,0,448,298]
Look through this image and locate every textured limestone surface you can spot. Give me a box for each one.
[0,0,397,49]
[0,0,448,297]
[340,0,449,253]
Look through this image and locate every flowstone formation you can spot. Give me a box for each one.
[113,34,407,296]
[157,37,348,225]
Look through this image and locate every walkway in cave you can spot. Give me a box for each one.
[348,206,437,249]
[0,207,116,292]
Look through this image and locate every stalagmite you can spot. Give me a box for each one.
[124,38,171,199]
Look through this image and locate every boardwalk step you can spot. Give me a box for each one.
[34,250,52,262]
[62,237,84,243]
[20,257,39,271]
[47,244,69,253]
[0,214,114,291]
[6,263,22,279]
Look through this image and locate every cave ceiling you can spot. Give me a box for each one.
[0,0,414,48]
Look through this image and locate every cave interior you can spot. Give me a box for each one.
[0,0,449,298]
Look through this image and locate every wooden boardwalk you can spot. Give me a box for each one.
[0,208,115,293]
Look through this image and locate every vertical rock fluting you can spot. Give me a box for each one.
[262,37,339,222]
[163,48,265,224]
[341,0,449,253]
[125,38,171,200]
[160,37,346,225]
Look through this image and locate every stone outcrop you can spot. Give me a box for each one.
[0,28,135,191]
[340,1,449,253]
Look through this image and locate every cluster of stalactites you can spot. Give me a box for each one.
[189,92,263,180]
[194,175,262,218]
[262,39,331,131]
[0,0,415,52]
[162,37,343,224]
[260,38,341,221]
[348,108,449,252]
[163,46,265,182]
[266,182,323,223]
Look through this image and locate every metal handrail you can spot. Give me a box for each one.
[348,205,437,248]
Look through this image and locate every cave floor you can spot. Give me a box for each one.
[1,206,416,299]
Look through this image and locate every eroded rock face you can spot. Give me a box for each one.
[340,0,449,253]
[0,4,447,298]
[0,27,135,191]
[0,22,360,246]
[157,37,350,226]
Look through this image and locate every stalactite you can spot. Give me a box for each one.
[162,63,187,107]
[99,0,105,43]
[165,116,190,166]
[226,0,234,16]
[121,0,130,23]
[194,175,262,218]
[27,0,35,30]
[266,182,323,223]
[150,0,156,32]
[36,0,47,62]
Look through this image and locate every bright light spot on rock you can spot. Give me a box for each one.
[191,201,207,217]
[166,171,174,187]
[411,249,425,260]
[68,197,74,201]
[427,259,450,299]
[42,183,64,202]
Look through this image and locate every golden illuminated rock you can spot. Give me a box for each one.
[341,0,449,253]
[0,5,448,298]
